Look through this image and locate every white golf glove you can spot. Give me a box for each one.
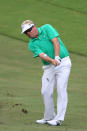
[55,56,61,65]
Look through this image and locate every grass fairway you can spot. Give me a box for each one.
[0,34,87,131]
[0,0,87,55]
[0,0,87,130]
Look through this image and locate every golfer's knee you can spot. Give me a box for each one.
[41,88,53,97]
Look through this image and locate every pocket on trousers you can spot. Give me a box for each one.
[61,58,72,68]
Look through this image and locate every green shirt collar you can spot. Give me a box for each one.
[38,27,42,35]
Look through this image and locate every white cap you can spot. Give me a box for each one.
[21,20,34,34]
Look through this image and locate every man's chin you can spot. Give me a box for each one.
[31,35,38,39]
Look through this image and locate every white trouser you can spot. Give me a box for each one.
[41,56,72,121]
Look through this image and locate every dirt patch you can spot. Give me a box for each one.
[12,104,22,107]
[21,108,28,114]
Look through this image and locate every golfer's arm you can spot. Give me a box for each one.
[51,37,60,56]
[39,53,53,63]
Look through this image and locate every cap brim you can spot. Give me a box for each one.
[21,24,34,34]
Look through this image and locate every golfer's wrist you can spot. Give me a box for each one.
[50,58,54,64]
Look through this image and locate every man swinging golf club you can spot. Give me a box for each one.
[21,20,72,126]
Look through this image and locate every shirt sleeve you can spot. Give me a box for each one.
[28,43,43,58]
[45,24,59,40]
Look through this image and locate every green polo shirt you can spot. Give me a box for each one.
[28,24,69,65]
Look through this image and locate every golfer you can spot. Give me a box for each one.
[21,20,72,126]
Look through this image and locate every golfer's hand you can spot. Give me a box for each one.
[51,59,59,66]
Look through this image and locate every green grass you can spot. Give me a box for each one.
[0,0,87,55]
[0,0,87,130]
[0,34,87,131]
